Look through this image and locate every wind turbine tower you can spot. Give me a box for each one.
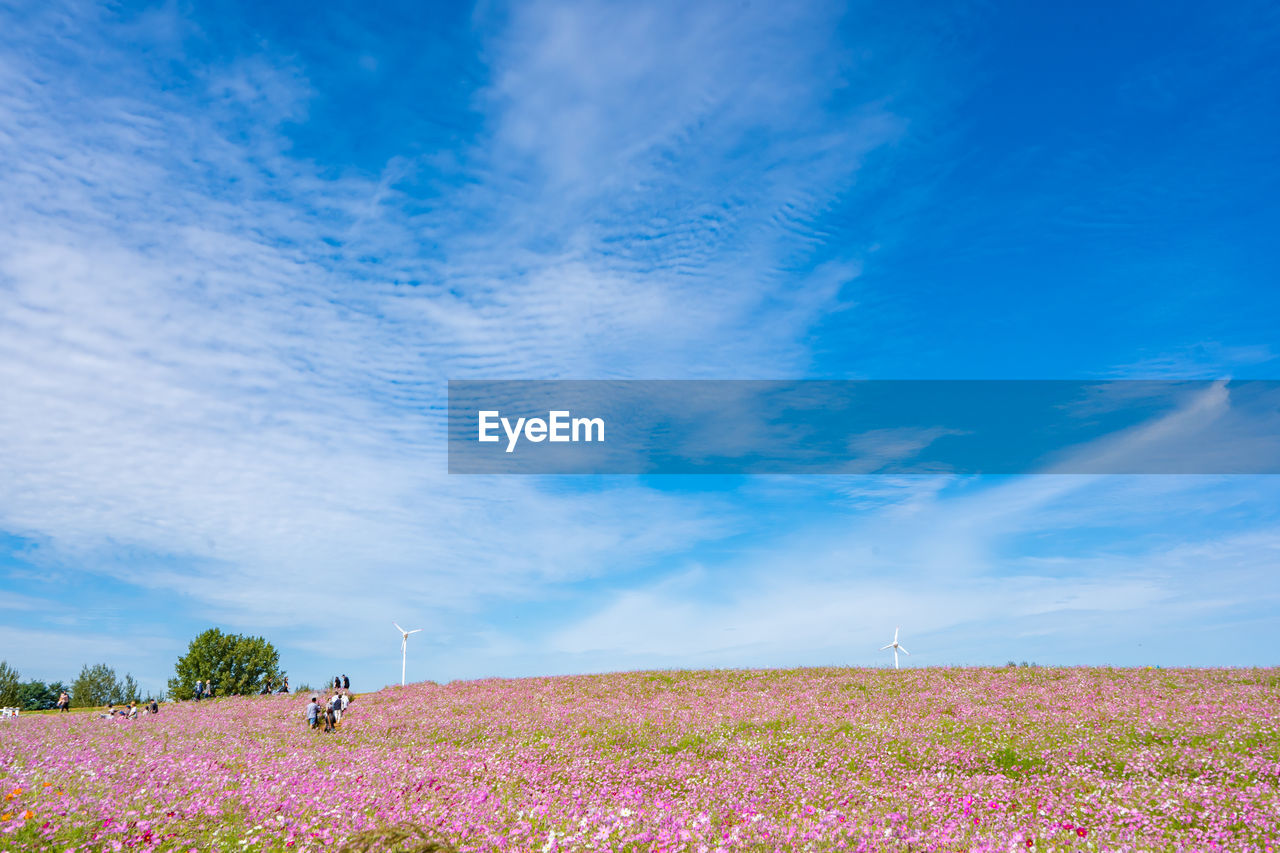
[393,622,423,686]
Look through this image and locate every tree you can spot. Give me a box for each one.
[41,680,68,709]
[115,673,142,705]
[0,661,20,706]
[70,664,143,707]
[71,663,119,707]
[15,680,57,711]
[27,681,67,706]
[168,628,284,700]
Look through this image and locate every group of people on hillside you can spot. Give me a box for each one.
[260,676,290,695]
[189,675,290,700]
[98,700,158,719]
[306,675,353,733]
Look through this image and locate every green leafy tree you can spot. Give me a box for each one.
[0,661,20,706]
[36,676,69,712]
[114,673,142,704]
[15,680,57,711]
[168,628,284,700]
[71,663,119,707]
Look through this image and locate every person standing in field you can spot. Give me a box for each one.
[305,696,319,729]
[342,674,349,690]
[57,692,70,712]
[194,680,202,702]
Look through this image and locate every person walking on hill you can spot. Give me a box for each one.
[194,680,202,702]
[305,696,319,729]
[323,696,337,732]
[342,674,349,690]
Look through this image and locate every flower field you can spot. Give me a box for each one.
[2,667,1277,851]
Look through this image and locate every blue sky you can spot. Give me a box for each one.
[1,0,1277,696]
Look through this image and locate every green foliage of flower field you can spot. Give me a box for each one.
[2,667,1277,851]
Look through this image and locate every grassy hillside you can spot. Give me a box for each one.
[2,667,1277,850]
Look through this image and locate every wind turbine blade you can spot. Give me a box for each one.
[393,622,405,634]
[899,646,910,655]
[894,626,900,642]
[407,629,423,634]
[879,643,893,651]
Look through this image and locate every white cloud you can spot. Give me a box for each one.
[1105,342,1277,379]
[539,393,1280,667]
[0,625,175,696]
[7,1,1270,685]
[0,0,906,686]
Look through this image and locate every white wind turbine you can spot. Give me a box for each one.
[393,622,422,686]
[879,626,910,669]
